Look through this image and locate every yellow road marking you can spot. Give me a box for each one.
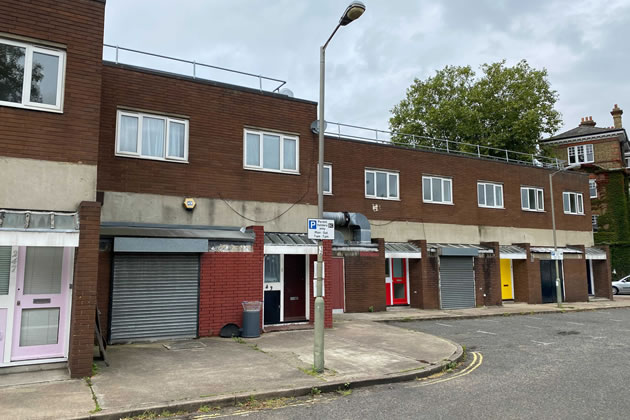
[417,351,483,387]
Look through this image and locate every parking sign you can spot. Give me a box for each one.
[307,219,335,240]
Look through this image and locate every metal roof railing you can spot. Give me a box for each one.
[324,121,562,169]
[103,44,287,93]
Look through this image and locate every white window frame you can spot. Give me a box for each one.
[567,144,594,164]
[365,169,400,200]
[115,110,189,163]
[0,38,66,113]
[589,179,597,199]
[563,191,584,215]
[322,164,332,195]
[422,175,453,205]
[243,128,299,174]
[477,181,504,209]
[520,186,544,212]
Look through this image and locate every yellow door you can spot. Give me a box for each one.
[500,259,514,300]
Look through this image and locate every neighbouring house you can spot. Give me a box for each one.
[542,105,630,280]
[0,0,610,378]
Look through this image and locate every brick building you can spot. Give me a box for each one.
[542,106,629,281]
[0,0,610,379]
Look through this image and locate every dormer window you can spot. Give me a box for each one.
[567,144,594,164]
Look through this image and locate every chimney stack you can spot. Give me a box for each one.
[579,116,596,127]
[611,104,623,129]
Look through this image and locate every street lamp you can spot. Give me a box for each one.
[314,1,366,373]
[549,163,580,308]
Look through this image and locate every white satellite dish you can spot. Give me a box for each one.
[279,88,294,97]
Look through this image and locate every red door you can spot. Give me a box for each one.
[330,258,345,313]
[391,258,408,305]
[283,255,306,321]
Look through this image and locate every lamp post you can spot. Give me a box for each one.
[315,1,366,373]
[549,163,580,308]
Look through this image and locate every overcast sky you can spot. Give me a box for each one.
[103,0,629,137]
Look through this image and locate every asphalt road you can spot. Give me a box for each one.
[188,308,630,420]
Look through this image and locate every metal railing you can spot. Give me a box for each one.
[324,121,562,169]
[103,44,287,93]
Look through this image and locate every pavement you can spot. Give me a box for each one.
[1,296,627,420]
[0,319,460,420]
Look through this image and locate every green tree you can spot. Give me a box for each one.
[389,60,562,158]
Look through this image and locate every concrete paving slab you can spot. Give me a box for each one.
[0,378,95,420]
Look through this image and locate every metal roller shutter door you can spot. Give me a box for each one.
[110,254,199,343]
[439,256,475,309]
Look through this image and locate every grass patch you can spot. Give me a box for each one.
[298,366,321,377]
[232,336,246,344]
[310,387,322,396]
[236,396,295,410]
[121,410,187,420]
[91,363,99,377]
[198,405,221,413]
[336,383,352,396]
[250,343,266,353]
[398,317,413,322]
[84,377,101,414]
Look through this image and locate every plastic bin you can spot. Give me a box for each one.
[241,301,262,338]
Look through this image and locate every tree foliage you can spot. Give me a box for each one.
[389,60,562,158]
[0,44,43,103]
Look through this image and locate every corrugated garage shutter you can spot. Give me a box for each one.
[439,256,475,309]
[110,254,199,343]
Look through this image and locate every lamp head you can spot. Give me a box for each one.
[339,1,366,26]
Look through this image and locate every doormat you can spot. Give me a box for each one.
[163,341,207,351]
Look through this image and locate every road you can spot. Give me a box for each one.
[180,308,630,419]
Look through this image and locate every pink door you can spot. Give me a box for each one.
[11,247,71,361]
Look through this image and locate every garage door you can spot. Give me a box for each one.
[439,256,475,309]
[110,254,199,343]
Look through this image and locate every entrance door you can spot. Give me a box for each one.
[586,260,594,296]
[391,259,408,305]
[263,255,282,325]
[540,260,564,303]
[283,255,306,321]
[11,247,71,361]
[500,259,514,300]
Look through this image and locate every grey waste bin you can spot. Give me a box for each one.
[241,301,262,338]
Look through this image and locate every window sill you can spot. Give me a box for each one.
[0,101,63,114]
[115,152,189,164]
[423,201,454,206]
[563,212,585,216]
[478,205,505,209]
[365,196,401,201]
[244,166,300,176]
[324,192,333,196]
[521,209,545,213]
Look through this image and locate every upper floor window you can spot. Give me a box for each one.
[477,182,504,209]
[521,186,544,212]
[323,164,332,195]
[365,169,399,200]
[592,215,599,232]
[0,38,65,112]
[589,179,597,198]
[423,176,452,204]
[563,192,584,215]
[568,144,594,164]
[116,110,189,162]
[244,129,299,174]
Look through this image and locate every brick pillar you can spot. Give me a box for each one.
[592,245,613,299]
[564,244,588,302]
[68,201,101,378]
[309,239,334,327]
[479,242,502,306]
[408,240,423,309]
[340,238,385,313]
[414,240,440,309]
[512,243,542,304]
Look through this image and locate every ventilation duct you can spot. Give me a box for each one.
[323,211,371,243]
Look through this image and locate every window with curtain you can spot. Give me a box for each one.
[116,110,189,162]
[243,129,299,173]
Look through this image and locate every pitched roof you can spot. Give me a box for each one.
[543,125,620,142]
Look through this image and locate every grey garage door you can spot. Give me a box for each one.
[439,256,475,309]
[110,254,199,343]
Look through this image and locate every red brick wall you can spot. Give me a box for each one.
[409,240,440,309]
[98,64,318,205]
[198,226,264,337]
[592,246,612,299]
[96,244,112,340]
[0,0,104,165]
[476,242,502,307]
[68,201,101,378]
[512,244,543,304]
[563,256,588,303]
[324,137,592,232]
[552,137,624,170]
[308,240,333,328]
[341,239,386,313]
